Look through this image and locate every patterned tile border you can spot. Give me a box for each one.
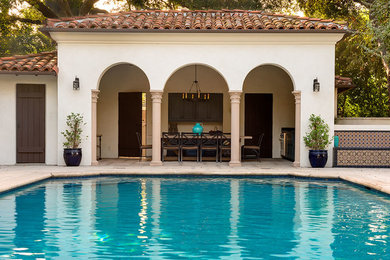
[334,147,390,168]
[335,130,390,148]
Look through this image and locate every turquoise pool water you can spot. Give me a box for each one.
[0,177,389,259]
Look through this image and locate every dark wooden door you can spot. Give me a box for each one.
[245,94,273,158]
[16,84,45,163]
[118,92,142,157]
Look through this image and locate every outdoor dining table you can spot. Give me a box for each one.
[161,133,252,162]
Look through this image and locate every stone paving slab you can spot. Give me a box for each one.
[1,161,390,195]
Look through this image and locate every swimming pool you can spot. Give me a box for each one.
[0,176,389,259]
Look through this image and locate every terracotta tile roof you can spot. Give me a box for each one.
[43,10,348,32]
[335,75,355,93]
[0,51,57,75]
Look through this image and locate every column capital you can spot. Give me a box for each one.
[292,90,301,104]
[229,91,242,103]
[150,90,163,101]
[91,89,100,103]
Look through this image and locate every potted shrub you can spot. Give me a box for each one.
[61,113,85,166]
[303,114,332,168]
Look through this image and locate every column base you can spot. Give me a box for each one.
[293,161,300,167]
[229,161,241,167]
[150,161,163,166]
[91,161,99,166]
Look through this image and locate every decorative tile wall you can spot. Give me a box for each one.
[335,131,390,148]
[334,149,390,167]
[334,131,390,168]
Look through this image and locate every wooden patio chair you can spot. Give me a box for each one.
[161,132,181,162]
[136,132,152,161]
[200,133,219,162]
[219,133,231,162]
[180,132,200,162]
[242,133,264,161]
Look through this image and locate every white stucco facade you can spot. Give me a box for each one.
[0,75,57,165]
[50,32,342,167]
[0,31,344,167]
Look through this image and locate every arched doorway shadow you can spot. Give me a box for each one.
[242,64,295,160]
[163,64,229,134]
[97,63,150,159]
[160,63,229,162]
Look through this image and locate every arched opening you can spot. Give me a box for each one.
[97,63,150,159]
[242,64,295,160]
[162,64,229,161]
[163,64,229,133]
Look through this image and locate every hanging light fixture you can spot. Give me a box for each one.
[182,65,210,102]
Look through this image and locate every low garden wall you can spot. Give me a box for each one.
[334,122,390,168]
[335,117,390,126]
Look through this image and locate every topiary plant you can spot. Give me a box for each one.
[61,113,85,149]
[303,114,332,150]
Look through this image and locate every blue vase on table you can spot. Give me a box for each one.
[192,123,203,135]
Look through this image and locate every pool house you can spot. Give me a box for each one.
[0,10,371,168]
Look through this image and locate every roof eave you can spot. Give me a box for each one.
[0,71,57,76]
[40,27,348,34]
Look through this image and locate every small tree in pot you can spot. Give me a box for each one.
[303,114,332,168]
[62,113,85,166]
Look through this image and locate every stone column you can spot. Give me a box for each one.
[91,89,100,166]
[229,91,242,167]
[292,90,301,167]
[150,91,163,166]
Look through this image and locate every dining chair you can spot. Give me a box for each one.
[219,133,231,162]
[161,132,181,162]
[200,133,219,162]
[180,132,200,162]
[136,132,152,162]
[241,133,264,161]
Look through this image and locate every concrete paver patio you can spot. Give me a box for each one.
[1,158,390,195]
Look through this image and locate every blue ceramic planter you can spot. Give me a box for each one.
[309,150,328,168]
[192,123,203,135]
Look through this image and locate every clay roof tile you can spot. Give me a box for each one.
[0,51,57,75]
[43,10,347,32]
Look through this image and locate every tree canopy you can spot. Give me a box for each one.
[297,0,390,116]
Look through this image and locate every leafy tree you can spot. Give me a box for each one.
[124,0,298,13]
[297,0,390,116]
[303,114,332,150]
[0,5,55,56]
[61,113,86,149]
[0,0,108,56]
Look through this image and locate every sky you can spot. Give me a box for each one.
[95,0,128,12]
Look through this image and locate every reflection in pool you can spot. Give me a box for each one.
[0,177,389,259]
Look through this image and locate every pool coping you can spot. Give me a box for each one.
[1,165,390,195]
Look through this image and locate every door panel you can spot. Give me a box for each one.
[16,84,45,163]
[245,94,273,158]
[118,92,142,157]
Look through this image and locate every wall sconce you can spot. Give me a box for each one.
[313,78,320,92]
[73,76,80,90]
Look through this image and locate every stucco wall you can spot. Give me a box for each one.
[0,75,57,165]
[336,117,390,125]
[335,125,390,131]
[53,32,342,166]
[242,65,295,158]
